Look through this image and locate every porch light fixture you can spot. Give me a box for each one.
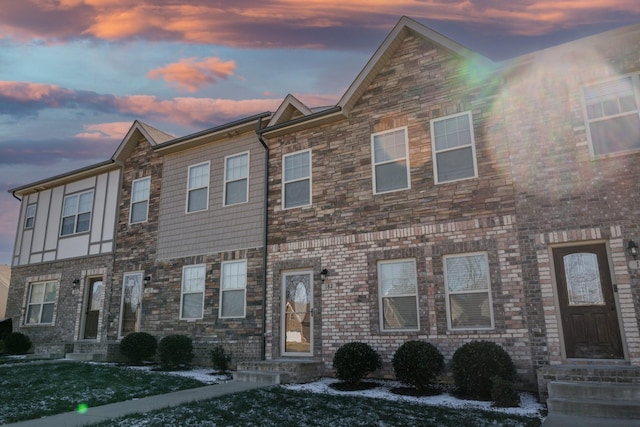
[628,240,638,260]
[143,275,151,287]
[72,279,80,286]
[320,269,328,282]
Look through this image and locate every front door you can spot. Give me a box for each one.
[282,270,313,355]
[553,244,623,359]
[120,272,143,338]
[82,277,103,339]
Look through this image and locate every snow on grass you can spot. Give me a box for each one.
[284,378,545,418]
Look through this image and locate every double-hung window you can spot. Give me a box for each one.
[378,259,419,331]
[130,177,150,224]
[187,162,210,212]
[181,265,205,320]
[283,150,311,209]
[372,127,410,194]
[583,75,640,156]
[444,252,493,330]
[431,112,477,183]
[220,260,247,318]
[61,191,93,236]
[26,281,57,324]
[25,204,36,229]
[224,152,249,206]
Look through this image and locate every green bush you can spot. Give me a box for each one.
[119,332,157,365]
[332,342,382,385]
[491,376,521,407]
[4,332,32,355]
[210,345,232,373]
[158,334,194,370]
[392,340,444,392]
[451,341,517,400]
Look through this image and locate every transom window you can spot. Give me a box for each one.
[130,177,150,224]
[444,253,493,330]
[61,191,93,236]
[371,127,410,194]
[187,162,210,213]
[26,281,57,324]
[431,112,478,183]
[220,260,247,318]
[378,259,419,331]
[283,150,311,209]
[224,152,249,206]
[181,265,206,320]
[583,75,640,156]
[25,204,36,229]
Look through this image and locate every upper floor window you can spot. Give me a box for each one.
[26,281,57,324]
[283,150,311,209]
[444,252,493,330]
[371,127,410,194]
[224,152,249,206]
[187,162,210,213]
[130,177,150,224]
[180,265,205,320]
[583,76,640,156]
[220,260,247,318]
[25,204,36,229]
[431,112,478,183]
[61,191,93,236]
[378,259,419,331]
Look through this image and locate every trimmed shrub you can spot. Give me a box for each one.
[119,332,157,365]
[491,376,521,408]
[451,341,517,400]
[158,334,194,370]
[210,345,232,373]
[333,342,382,385]
[4,332,32,355]
[392,340,444,392]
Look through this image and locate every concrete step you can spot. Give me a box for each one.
[547,397,640,419]
[233,370,290,384]
[549,381,640,401]
[65,352,106,362]
[542,414,640,427]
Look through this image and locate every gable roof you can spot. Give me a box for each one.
[112,120,174,161]
[269,94,314,127]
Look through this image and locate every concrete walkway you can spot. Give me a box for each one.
[541,414,640,427]
[3,381,272,427]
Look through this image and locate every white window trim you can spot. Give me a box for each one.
[60,190,94,236]
[25,203,37,229]
[129,177,151,224]
[185,161,210,213]
[431,111,478,184]
[219,260,247,319]
[222,151,250,207]
[282,149,312,210]
[25,280,58,325]
[180,264,206,320]
[443,252,494,331]
[371,126,411,195]
[582,73,640,158]
[377,258,420,332]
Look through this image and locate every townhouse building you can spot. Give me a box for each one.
[6,16,640,398]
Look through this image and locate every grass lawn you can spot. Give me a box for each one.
[91,386,543,427]
[0,361,207,424]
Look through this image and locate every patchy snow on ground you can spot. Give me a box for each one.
[284,378,545,418]
[118,364,231,385]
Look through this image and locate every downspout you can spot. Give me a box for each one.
[257,117,269,361]
[11,191,21,202]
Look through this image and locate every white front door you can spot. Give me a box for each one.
[282,270,313,355]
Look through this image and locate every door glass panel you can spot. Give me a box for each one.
[563,253,604,306]
[284,273,312,353]
[121,273,142,336]
[90,280,103,311]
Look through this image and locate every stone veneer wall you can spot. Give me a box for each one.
[6,254,113,356]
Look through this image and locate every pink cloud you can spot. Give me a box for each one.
[147,57,236,92]
[75,121,132,139]
[0,81,71,102]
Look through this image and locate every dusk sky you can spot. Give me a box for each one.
[1,1,639,265]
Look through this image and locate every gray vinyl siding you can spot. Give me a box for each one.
[157,133,265,259]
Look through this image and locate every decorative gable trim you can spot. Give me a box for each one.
[270,94,314,126]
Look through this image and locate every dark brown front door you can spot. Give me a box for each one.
[553,244,623,359]
[83,278,103,339]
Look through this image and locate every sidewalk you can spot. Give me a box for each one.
[3,381,272,427]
